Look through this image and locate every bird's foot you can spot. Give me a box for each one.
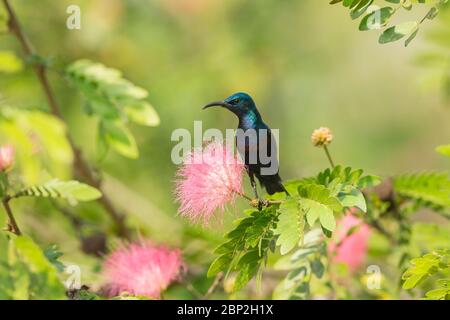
[249,198,268,210]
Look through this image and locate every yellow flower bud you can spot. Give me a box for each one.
[311,127,333,147]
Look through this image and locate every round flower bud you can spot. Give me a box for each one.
[311,127,333,147]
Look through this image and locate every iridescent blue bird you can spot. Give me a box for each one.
[203,92,288,203]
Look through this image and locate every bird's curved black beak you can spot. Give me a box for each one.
[202,101,233,110]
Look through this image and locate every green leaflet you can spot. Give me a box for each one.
[424,279,450,300]
[274,198,305,255]
[379,21,419,44]
[359,7,395,31]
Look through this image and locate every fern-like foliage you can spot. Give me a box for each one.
[273,229,326,300]
[330,0,449,46]
[13,179,102,203]
[207,207,278,293]
[423,279,450,300]
[393,172,450,216]
[273,166,379,255]
[208,165,378,292]
[274,199,305,255]
[402,249,450,299]
[66,60,160,159]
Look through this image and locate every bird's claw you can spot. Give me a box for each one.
[249,199,267,210]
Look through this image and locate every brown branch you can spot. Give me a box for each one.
[2,196,21,235]
[2,0,130,239]
[185,282,203,300]
[202,272,223,300]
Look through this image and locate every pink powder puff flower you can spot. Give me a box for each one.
[175,140,245,224]
[0,145,14,171]
[102,242,186,299]
[328,211,371,273]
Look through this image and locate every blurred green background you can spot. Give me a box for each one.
[0,0,448,298]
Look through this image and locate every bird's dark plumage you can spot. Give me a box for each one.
[203,92,288,196]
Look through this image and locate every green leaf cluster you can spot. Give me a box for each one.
[273,229,326,300]
[402,249,450,299]
[330,0,449,46]
[66,59,160,159]
[207,207,278,292]
[393,171,450,217]
[423,279,450,300]
[208,165,378,293]
[280,166,379,243]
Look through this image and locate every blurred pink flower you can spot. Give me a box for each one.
[0,145,14,171]
[102,242,186,299]
[328,212,371,272]
[175,140,245,224]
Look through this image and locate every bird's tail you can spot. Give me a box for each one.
[265,179,290,196]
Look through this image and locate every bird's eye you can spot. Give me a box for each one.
[234,98,240,104]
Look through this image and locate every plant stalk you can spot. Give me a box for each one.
[323,145,335,168]
[2,196,21,235]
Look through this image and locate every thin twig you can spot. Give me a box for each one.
[2,0,130,239]
[185,282,203,300]
[235,191,282,207]
[323,145,335,168]
[2,196,21,235]
[203,273,223,300]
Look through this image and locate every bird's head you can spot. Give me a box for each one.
[203,92,257,117]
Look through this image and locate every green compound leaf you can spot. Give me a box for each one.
[402,249,450,291]
[66,59,159,159]
[274,198,305,255]
[15,179,102,203]
[207,207,278,293]
[393,171,450,216]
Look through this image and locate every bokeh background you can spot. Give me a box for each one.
[0,0,448,299]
